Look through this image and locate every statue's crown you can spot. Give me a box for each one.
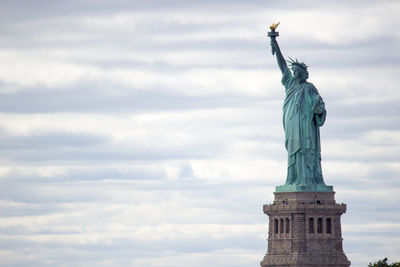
[288,57,308,72]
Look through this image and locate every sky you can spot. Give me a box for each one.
[0,0,399,266]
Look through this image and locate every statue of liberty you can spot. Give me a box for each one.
[268,23,332,192]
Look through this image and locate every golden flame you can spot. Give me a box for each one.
[269,22,280,31]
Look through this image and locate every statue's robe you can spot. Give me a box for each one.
[281,68,326,185]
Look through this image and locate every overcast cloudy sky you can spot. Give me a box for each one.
[0,0,399,266]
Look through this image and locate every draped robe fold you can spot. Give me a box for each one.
[281,68,326,185]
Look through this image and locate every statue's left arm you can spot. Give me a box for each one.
[313,95,326,127]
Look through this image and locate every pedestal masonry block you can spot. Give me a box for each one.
[260,192,350,267]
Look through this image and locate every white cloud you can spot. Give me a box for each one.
[0,51,101,89]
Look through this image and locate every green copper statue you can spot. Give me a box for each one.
[268,23,332,192]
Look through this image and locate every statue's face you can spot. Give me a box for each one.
[292,67,306,82]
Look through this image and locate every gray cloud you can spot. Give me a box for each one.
[0,87,263,113]
[0,132,107,149]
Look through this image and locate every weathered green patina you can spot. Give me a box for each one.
[268,24,333,192]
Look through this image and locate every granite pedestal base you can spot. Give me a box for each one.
[260,192,350,267]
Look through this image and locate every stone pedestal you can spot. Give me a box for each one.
[260,192,350,267]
